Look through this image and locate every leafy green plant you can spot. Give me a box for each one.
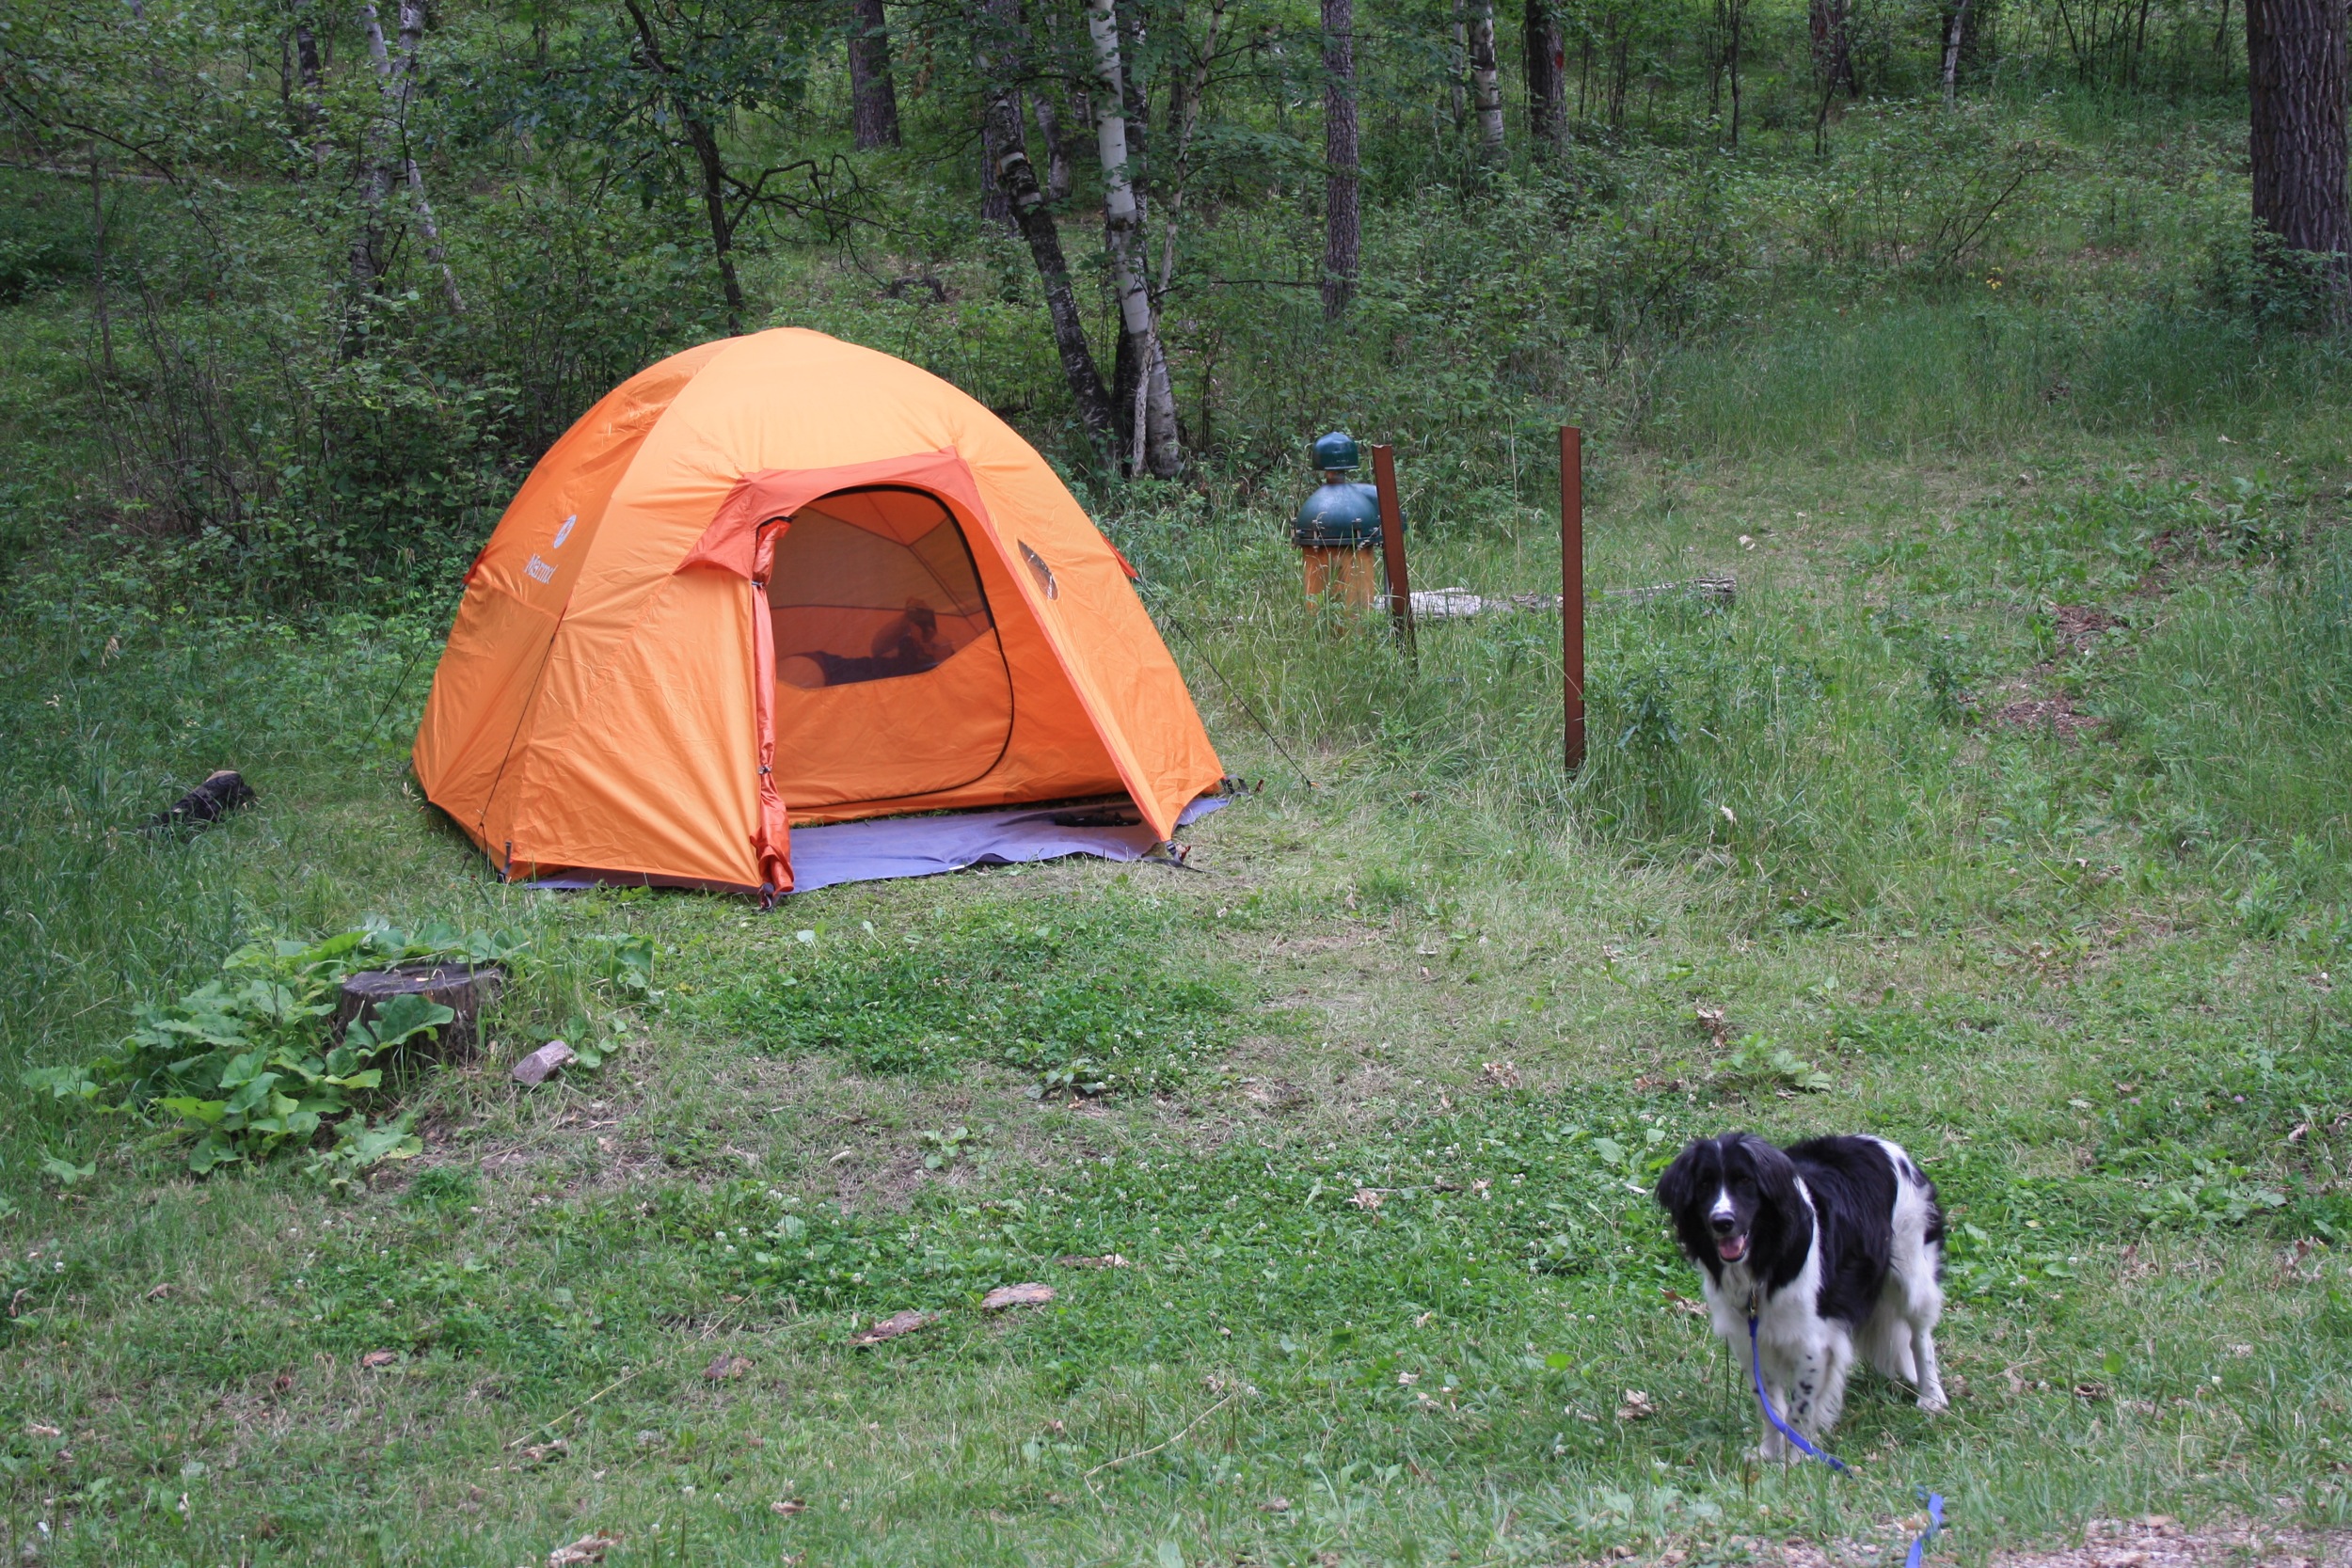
[1710,1035,1834,1094]
[916,1126,976,1170]
[24,920,525,1176]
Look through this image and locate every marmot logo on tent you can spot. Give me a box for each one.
[525,555,556,584]
[1019,541,1058,600]
[552,515,578,549]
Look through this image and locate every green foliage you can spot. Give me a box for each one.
[23,920,523,1176]
[717,911,1237,1096]
[1709,1035,1833,1093]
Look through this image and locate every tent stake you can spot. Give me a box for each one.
[1561,425,1585,774]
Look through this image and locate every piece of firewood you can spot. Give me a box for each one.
[146,769,256,831]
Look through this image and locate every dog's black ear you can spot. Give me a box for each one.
[1655,1140,1707,1215]
[1741,1134,1801,1209]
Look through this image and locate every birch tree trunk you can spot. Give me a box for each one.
[848,0,901,149]
[355,0,462,311]
[979,0,1115,446]
[1467,0,1504,154]
[1035,95,1073,202]
[1941,0,1974,101]
[2247,0,2351,295]
[1088,0,1179,477]
[1321,0,1359,318]
[1524,0,1565,149]
[293,9,329,172]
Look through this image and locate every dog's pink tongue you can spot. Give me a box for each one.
[1718,1237,1748,1261]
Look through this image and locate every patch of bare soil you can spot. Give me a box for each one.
[2051,602,2126,655]
[1994,692,2106,739]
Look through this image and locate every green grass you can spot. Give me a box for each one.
[7,81,2352,1566]
[5,415,2350,1563]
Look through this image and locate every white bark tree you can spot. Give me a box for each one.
[355,0,462,311]
[1467,0,1504,153]
[1086,0,1179,478]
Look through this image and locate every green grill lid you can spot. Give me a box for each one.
[1311,431,1360,471]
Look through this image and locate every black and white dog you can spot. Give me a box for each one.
[1655,1133,1948,1459]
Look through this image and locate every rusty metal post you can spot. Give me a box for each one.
[1369,443,1415,659]
[1561,425,1585,773]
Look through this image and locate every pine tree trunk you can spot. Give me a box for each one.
[1088,0,1179,477]
[2247,0,2352,291]
[1524,0,1565,148]
[1321,0,1359,318]
[848,0,901,150]
[980,0,1115,445]
[1468,0,1504,152]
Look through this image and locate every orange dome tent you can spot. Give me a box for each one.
[413,328,1222,895]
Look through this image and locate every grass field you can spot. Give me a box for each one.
[4,348,2350,1565]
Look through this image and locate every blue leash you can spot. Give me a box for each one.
[1746,1311,1947,1567]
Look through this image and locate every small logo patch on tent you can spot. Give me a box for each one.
[525,554,557,584]
[1019,542,1057,600]
[552,514,578,548]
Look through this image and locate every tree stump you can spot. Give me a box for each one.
[335,963,506,1062]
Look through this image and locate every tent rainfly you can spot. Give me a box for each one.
[413,328,1222,895]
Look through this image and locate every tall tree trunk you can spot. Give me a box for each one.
[623,0,741,331]
[1087,0,1178,476]
[1117,2,1151,197]
[1451,0,1468,128]
[355,0,463,311]
[87,144,113,378]
[2247,0,2352,292]
[1725,0,1746,142]
[1035,94,1073,201]
[979,0,1115,445]
[293,7,329,172]
[1320,0,1359,318]
[1943,0,1975,100]
[848,0,902,150]
[1524,0,1565,148]
[1467,0,1504,152]
[980,113,1014,225]
[1810,0,1856,97]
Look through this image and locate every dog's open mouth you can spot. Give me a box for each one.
[1717,1234,1750,1262]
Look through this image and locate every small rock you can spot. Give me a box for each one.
[980,1282,1055,1310]
[512,1040,577,1086]
[850,1310,938,1345]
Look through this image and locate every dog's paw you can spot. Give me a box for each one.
[1915,1392,1948,1415]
